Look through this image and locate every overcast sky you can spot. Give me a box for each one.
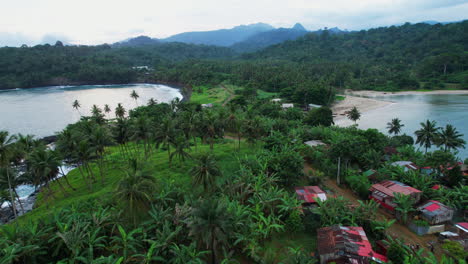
[1,0,467,46]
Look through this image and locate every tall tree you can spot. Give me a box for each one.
[187,199,233,264]
[103,104,111,118]
[436,124,466,152]
[115,103,127,119]
[130,90,139,106]
[189,153,222,192]
[347,106,361,124]
[0,131,18,219]
[72,100,81,116]
[415,120,439,153]
[387,118,404,135]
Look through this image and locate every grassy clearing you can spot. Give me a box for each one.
[257,89,279,100]
[190,84,241,105]
[335,95,346,101]
[19,139,258,223]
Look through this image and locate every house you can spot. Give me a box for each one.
[304,140,326,148]
[417,200,454,225]
[281,103,294,109]
[295,186,327,206]
[271,98,282,103]
[317,225,387,264]
[391,161,418,172]
[369,180,422,212]
[201,103,213,108]
[454,223,468,250]
[307,103,322,110]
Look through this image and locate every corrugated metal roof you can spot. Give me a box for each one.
[295,186,327,204]
[317,225,387,263]
[369,180,421,198]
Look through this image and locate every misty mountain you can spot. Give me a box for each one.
[161,23,274,46]
[231,24,349,53]
[230,23,309,52]
[113,35,160,47]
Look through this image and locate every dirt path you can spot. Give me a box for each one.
[304,162,441,254]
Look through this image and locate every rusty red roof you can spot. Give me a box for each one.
[317,225,387,263]
[369,180,421,198]
[295,186,327,204]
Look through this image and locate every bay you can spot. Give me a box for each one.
[0,83,182,137]
[337,94,468,160]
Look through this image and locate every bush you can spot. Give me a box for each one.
[344,170,371,198]
[285,210,304,233]
[304,107,334,127]
[441,240,468,260]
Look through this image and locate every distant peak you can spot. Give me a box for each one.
[292,23,306,31]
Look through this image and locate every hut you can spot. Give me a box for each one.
[271,98,282,103]
[295,186,327,206]
[317,225,387,264]
[417,200,454,225]
[281,103,294,109]
[304,140,326,148]
[201,103,213,108]
[391,161,418,172]
[369,180,422,212]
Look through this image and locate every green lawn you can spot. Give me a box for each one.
[190,84,241,105]
[19,139,258,223]
[257,89,279,100]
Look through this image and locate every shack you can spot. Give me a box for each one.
[369,180,422,212]
[417,200,454,225]
[317,225,387,264]
[295,186,327,206]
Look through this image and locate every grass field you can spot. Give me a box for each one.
[190,84,242,105]
[20,139,258,223]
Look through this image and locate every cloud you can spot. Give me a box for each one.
[0,0,467,45]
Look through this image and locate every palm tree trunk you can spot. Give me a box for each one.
[60,166,76,191]
[6,168,18,219]
[55,177,69,196]
[78,165,91,191]
[13,189,24,214]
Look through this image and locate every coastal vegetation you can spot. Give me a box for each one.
[0,85,467,262]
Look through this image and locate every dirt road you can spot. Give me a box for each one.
[303,163,441,254]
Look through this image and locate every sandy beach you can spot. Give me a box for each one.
[332,89,468,126]
[332,95,393,124]
[347,89,468,97]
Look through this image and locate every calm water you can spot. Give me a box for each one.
[338,94,468,159]
[0,84,182,137]
[0,84,181,208]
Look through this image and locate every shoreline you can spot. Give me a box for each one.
[332,95,394,124]
[346,89,468,97]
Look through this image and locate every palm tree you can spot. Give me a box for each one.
[0,131,18,219]
[27,148,65,201]
[88,126,114,184]
[130,116,153,158]
[387,118,404,135]
[114,159,156,224]
[155,118,176,162]
[347,106,361,124]
[415,120,439,153]
[72,100,81,116]
[187,199,233,264]
[169,136,192,165]
[189,153,221,192]
[103,104,111,118]
[436,124,466,151]
[130,90,139,106]
[115,103,126,119]
[147,98,157,106]
[0,167,24,215]
[393,193,415,224]
[91,105,105,124]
